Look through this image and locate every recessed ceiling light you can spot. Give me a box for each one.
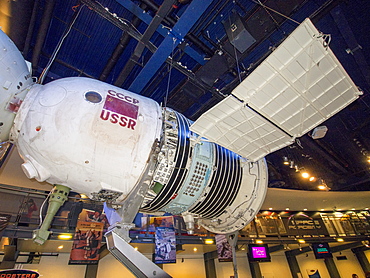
[58,245,63,250]
[204,239,214,245]
[303,208,308,211]
[269,208,273,210]
[286,208,290,211]
[58,234,73,240]
[193,247,197,252]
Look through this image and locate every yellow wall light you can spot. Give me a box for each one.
[58,234,73,240]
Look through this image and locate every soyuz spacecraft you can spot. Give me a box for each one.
[0,17,362,275]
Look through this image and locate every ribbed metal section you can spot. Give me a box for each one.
[141,112,190,212]
[189,144,242,219]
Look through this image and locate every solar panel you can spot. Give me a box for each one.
[189,95,293,161]
[190,18,362,161]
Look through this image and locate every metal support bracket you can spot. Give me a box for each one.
[227,231,239,278]
[106,230,171,278]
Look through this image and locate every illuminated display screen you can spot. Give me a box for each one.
[252,246,267,258]
[312,243,332,259]
[248,244,271,262]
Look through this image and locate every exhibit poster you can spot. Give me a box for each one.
[215,234,233,262]
[153,216,176,264]
[69,209,105,265]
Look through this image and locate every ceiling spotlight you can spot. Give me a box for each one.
[297,239,305,244]
[193,247,198,252]
[301,171,310,179]
[255,239,264,244]
[309,176,316,182]
[336,238,344,242]
[317,179,330,191]
[283,156,289,165]
[57,245,64,250]
[295,165,300,172]
[289,160,295,168]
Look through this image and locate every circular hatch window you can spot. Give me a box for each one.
[84,91,102,104]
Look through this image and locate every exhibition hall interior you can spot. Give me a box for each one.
[0,0,370,277]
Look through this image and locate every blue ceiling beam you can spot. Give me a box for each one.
[128,0,213,93]
[115,0,206,65]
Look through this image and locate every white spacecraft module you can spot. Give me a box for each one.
[0,18,362,238]
[9,75,268,234]
[0,30,34,142]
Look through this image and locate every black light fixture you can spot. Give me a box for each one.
[283,156,289,165]
[317,179,330,191]
[362,240,370,247]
